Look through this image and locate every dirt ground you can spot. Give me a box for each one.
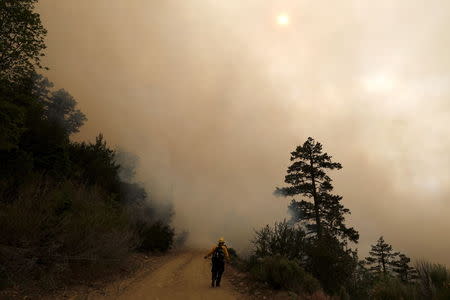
[91,250,242,300]
[1,250,298,300]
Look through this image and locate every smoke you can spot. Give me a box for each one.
[37,0,449,265]
[115,150,174,225]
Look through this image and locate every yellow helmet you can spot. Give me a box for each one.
[218,237,225,244]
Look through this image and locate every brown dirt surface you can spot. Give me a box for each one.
[89,250,244,300]
[1,250,304,300]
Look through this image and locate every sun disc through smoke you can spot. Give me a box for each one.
[277,14,289,26]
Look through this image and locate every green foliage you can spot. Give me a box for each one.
[136,221,174,253]
[252,220,306,260]
[251,255,320,294]
[0,0,47,83]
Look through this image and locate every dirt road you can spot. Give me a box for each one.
[94,251,243,300]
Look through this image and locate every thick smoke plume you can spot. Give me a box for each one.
[37,0,449,265]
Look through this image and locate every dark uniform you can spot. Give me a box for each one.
[204,241,230,287]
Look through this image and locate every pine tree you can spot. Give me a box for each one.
[392,253,416,282]
[275,137,358,243]
[365,236,399,275]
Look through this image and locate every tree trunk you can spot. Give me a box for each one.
[381,253,386,274]
[310,157,322,239]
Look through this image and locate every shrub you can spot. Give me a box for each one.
[0,177,134,289]
[136,221,174,253]
[68,134,121,194]
[371,276,417,300]
[306,236,358,294]
[346,261,373,300]
[236,254,259,272]
[415,260,450,299]
[251,255,320,294]
[228,247,238,259]
[252,220,306,260]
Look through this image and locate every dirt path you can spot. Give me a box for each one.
[92,251,242,300]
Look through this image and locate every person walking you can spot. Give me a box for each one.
[204,237,230,287]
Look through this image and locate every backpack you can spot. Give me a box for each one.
[212,246,225,263]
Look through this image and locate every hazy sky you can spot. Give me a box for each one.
[37,0,449,265]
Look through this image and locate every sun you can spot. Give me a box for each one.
[277,14,289,26]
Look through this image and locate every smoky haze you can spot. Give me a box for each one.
[37,0,449,265]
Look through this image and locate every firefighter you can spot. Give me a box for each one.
[204,237,230,287]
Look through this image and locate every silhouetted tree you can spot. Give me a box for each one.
[32,75,87,135]
[0,0,47,83]
[0,89,26,150]
[31,73,53,102]
[365,236,399,275]
[275,137,358,244]
[392,253,416,282]
[45,89,87,134]
[68,134,120,193]
[275,137,359,293]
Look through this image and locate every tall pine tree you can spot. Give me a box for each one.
[365,236,399,275]
[275,137,358,244]
[275,137,359,293]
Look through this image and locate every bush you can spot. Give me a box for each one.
[228,247,238,259]
[136,221,174,253]
[415,260,450,299]
[68,135,121,194]
[0,177,134,289]
[346,261,373,300]
[305,236,358,294]
[252,220,306,260]
[371,276,417,300]
[235,254,259,272]
[251,255,320,294]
